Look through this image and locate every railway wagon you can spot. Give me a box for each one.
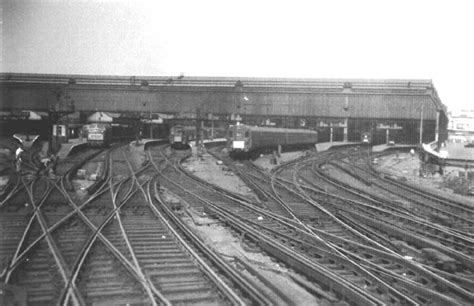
[227,124,318,158]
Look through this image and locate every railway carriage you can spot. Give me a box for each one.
[227,124,318,158]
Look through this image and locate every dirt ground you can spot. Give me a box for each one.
[373,152,474,205]
[184,154,257,198]
[252,151,307,171]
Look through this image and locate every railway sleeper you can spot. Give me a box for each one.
[138,256,190,264]
[86,272,130,280]
[421,248,458,273]
[134,250,185,258]
[158,280,214,293]
[26,292,55,303]
[131,240,178,248]
[125,230,170,238]
[151,273,205,284]
[135,253,191,261]
[162,292,222,304]
[146,268,202,278]
[85,287,141,298]
[86,296,147,306]
[141,262,197,270]
[133,244,181,251]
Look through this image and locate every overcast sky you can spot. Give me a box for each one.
[2,0,473,111]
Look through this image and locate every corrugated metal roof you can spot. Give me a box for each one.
[0,73,446,116]
[0,73,433,90]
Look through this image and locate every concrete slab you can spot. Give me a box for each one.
[56,138,87,159]
[372,144,416,153]
[443,142,474,161]
[315,141,359,152]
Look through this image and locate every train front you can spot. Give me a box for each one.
[85,123,110,147]
[227,124,250,155]
[169,125,192,149]
[169,125,183,146]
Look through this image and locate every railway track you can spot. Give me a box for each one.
[2,141,472,304]
[294,162,474,290]
[2,144,271,304]
[150,146,473,305]
[212,146,474,304]
[330,157,474,237]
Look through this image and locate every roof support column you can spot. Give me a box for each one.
[435,110,440,143]
[343,117,348,142]
[330,125,333,143]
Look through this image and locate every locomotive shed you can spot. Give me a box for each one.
[1,73,447,146]
[3,74,474,305]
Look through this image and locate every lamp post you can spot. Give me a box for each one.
[419,103,424,145]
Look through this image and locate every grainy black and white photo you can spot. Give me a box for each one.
[1,0,473,305]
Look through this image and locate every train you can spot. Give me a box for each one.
[169,125,199,149]
[226,124,318,158]
[169,125,227,149]
[82,123,135,147]
[361,131,372,144]
[83,123,112,147]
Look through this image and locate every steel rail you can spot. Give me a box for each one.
[120,151,166,305]
[334,159,474,230]
[293,167,474,302]
[0,175,22,207]
[3,176,66,282]
[194,149,474,304]
[59,147,156,303]
[310,160,474,242]
[236,163,470,303]
[150,182,275,305]
[150,152,386,305]
[54,177,158,304]
[58,178,160,305]
[146,159,277,305]
[139,151,254,305]
[22,177,85,306]
[301,165,474,250]
[311,162,474,265]
[166,152,474,304]
[366,152,474,212]
[292,173,474,303]
[247,159,420,304]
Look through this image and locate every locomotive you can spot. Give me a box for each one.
[82,123,135,147]
[169,125,226,149]
[83,123,111,147]
[361,131,372,144]
[169,125,198,149]
[227,124,318,158]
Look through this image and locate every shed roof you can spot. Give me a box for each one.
[0,73,446,116]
